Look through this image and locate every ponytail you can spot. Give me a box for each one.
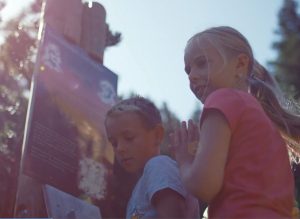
[248,60,300,161]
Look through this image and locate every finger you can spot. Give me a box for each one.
[187,119,194,143]
[174,128,181,147]
[170,132,179,148]
[189,119,199,142]
[172,129,184,160]
[180,121,188,144]
[187,120,198,155]
[193,121,200,142]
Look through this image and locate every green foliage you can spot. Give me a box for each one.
[190,104,202,124]
[270,0,300,209]
[105,24,122,49]
[0,0,42,216]
[0,0,123,216]
[271,0,300,100]
[160,102,180,157]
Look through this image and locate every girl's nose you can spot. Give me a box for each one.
[115,142,126,154]
[188,70,200,82]
[189,69,208,82]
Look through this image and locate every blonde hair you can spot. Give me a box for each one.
[190,26,300,160]
[105,96,162,129]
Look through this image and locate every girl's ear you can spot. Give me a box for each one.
[235,53,250,77]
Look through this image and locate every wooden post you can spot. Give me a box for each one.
[44,0,107,63]
[80,2,107,63]
[63,0,83,44]
[44,0,83,45]
[43,0,66,33]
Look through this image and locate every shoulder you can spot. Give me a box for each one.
[142,155,187,199]
[143,155,180,180]
[205,88,255,107]
[145,155,177,170]
[201,88,259,131]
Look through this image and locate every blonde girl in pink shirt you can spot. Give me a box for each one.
[171,26,300,218]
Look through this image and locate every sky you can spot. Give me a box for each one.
[2,0,287,120]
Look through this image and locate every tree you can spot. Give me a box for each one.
[270,0,300,208]
[270,0,300,100]
[160,102,180,157]
[0,0,121,216]
[0,0,37,215]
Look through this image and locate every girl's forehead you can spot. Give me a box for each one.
[184,36,213,62]
[186,36,207,51]
[184,36,227,71]
[106,110,145,128]
[109,109,139,119]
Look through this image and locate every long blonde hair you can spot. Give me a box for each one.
[191,26,300,161]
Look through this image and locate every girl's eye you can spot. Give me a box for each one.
[195,58,207,68]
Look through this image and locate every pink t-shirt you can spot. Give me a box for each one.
[200,88,294,219]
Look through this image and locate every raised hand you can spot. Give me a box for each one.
[170,119,199,166]
[187,119,199,155]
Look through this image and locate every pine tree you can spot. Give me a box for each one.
[271,0,300,100]
[160,102,180,157]
[0,0,121,216]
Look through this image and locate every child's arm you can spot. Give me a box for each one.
[173,109,231,203]
[151,188,186,218]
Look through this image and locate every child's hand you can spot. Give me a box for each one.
[170,120,199,166]
[187,119,200,155]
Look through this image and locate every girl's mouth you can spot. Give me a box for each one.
[121,158,133,166]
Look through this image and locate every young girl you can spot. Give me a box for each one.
[171,26,300,218]
[104,96,199,219]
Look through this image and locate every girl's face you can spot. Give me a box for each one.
[184,36,239,102]
[105,111,160,173]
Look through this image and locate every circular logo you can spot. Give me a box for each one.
[98,80,116,105]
